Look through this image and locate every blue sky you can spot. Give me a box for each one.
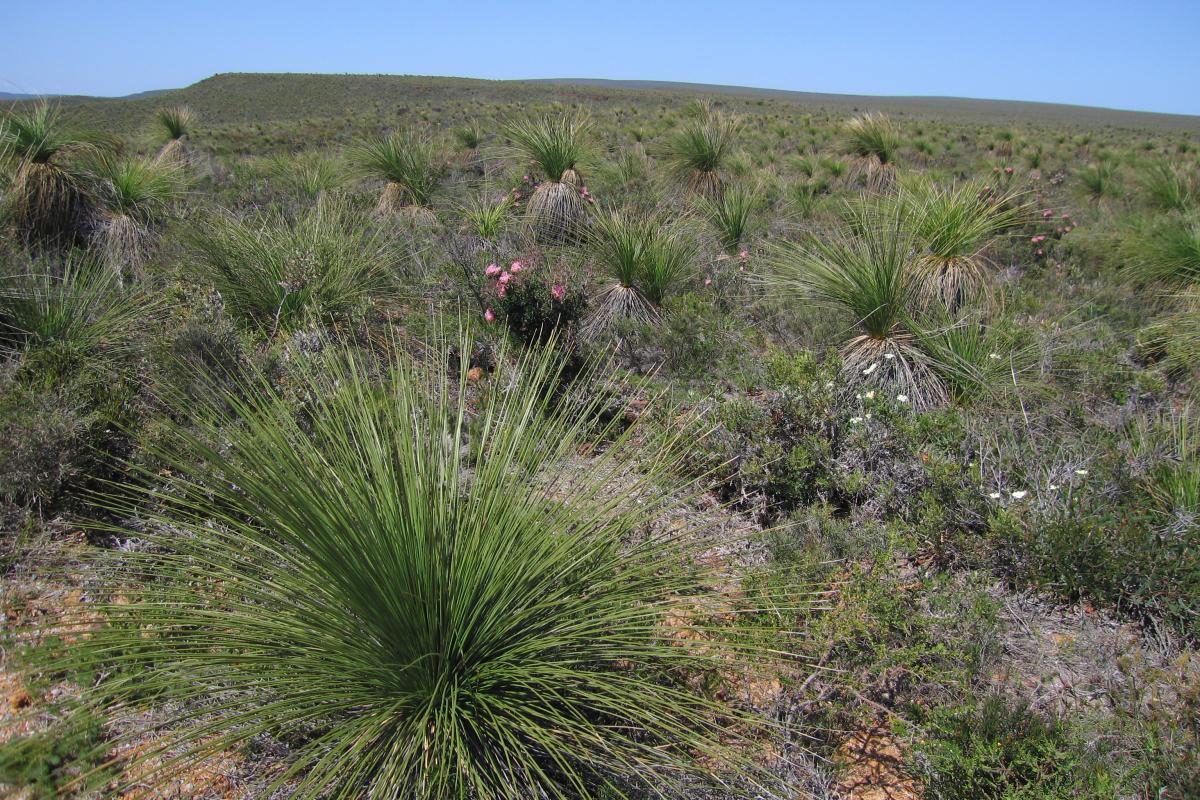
[5,1,1199,115]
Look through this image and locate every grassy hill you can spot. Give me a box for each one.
[22,73,1200,141]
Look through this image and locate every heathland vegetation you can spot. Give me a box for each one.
[1,73,1199,799]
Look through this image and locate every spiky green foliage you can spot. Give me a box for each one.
[87,151,190,269]
[1136,407,1200,516]
[1079,161,1118,200]
[1139,287,1200,374]
[1138,160,1197,212]
[88,152,189,224]
[844,114,899,164]
[462,192,512,239]
[694,182,761,254]
[269,150,345,200]
[504,113,590,183]
[351,129,445,211]
[0,253,148,371]
[0,102,101,246]
[156,106,194,141]
[188,196,399,336]
[1122,213,1200,287]
[843,113,899,191]
[765,201,946,406]
[897,176,1029,308]
[913,315,1042,405]
[585,209,697,334]
[453,124,482,149]
[504,114,591,242]
[660,111,740,195]
[39,333,795,800]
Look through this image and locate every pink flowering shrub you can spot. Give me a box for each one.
[480,259,587,344]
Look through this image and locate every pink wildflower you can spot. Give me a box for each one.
[704,277,713,287]
[510,261,523,274]
[739,249,749,261]
[485,263,501,278]
[551,284,565,302]
[499,272,511,285]
[484,308,495,323]
[1042,209,1054,218]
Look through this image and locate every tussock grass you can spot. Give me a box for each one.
[1138,159,1196,212]
[694,182,761,254]
[0,252,148,370]
[843,113,900,192]
[268,150,345,200]
[44,331,804,799]
[86,151,190,270]
[0,102,104,247]
[461,192,512,239]
[188,195,400,336]
[504,114,592,242]
[661,110,741,196]
[155,105,195,162]
[897,175,1030,309]
[1122,213,1200,287]
[351,129,445,213]
[585,209,697,336]
[765,200,947,407]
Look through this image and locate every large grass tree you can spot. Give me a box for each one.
[20,331,803,799]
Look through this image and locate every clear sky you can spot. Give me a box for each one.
[5,0,1199,115]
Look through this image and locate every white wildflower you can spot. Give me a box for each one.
[883,353,895,360]
[896,394,909,403]
[862,362,879,375]
[1074,469,1088,475]
[865,390,875,399]
[1011,490,1028,499]
[989,352,1001,360]
[988,491,1001,499]
[1048,484,1058,490]
[849,416,864,424]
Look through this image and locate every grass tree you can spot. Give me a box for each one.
[268,150,345,202]
[661,110,741,196]
[453,123,482,150]
[1079,160,1119,201]
[693,181,761,254]
[461,191,512,240]
[765,200,947,407]
[351,129,445,217]
[504,113,591,243]
[843,113,900,193]
[188,195,400,337]
[1122,212,1200,288]
[1139,287,1200,375]
[0,252,148,375]
[155,105,195,162]
[1138,159,1196,212]
[584,208,696,337]
[86,151,190,271]
[0,102,104,248]
[914,312,1045,405]
[30,331,800,799]
[897,176,1029,310]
